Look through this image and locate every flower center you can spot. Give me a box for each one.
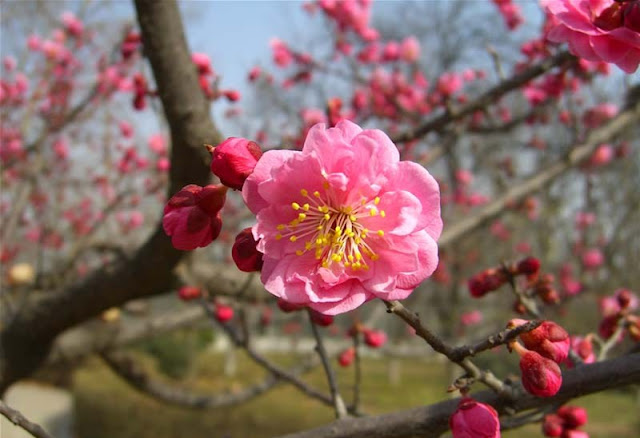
[274,185,385,271]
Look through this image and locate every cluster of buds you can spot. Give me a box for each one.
[177,285,202,301]
[543,406,588,438]
[132,72,150,111]
[120,30,141,60]
[274,298,334,326]
[337,324,388,367]
[468,256,541,298]
[509,319,569,397]
[449,397,500,438]
[598,288,639,341]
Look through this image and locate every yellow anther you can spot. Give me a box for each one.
[348,255,355,262]
[361,199,367,205]
[277,224,285,230]
[275,234,283,240]
[377,230,384,237]
[289,219,300,226]
[317,224,324,230]
[303,203,310,211]
[344,262,351,268]
[289,235,298,242]
[334,227,342,236]
[298,213,306,221]
[321,260,329,268]
[374,196,380,205]
[347,231,355,238]
[296,250,304,256]
[316,238,324,245]
[305,242,313,250]
[380,210,386,218]
[300,189,308,197]
[371,254,380,261]
[324,213,330,220]
[354,237,361,244]
[323,181,330,189]
[370,209,378,216]
[313,191,321,197]
[320,205,329,213]
[332,254,341,262]
[292,202,301,210]
[362,265,370,271]
[356,253,362,260]
[345,206,353,214]
[349,215,357,222]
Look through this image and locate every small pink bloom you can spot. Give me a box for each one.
[588,144,614,166]
[148,133,167,155]
[381,41,400,62]
[437,72,463,96]
[178,285,202,301]
[542,414,564,437]
[215,304,234,323]
[310,310,334,326]
[583,103,618,128]
[460,310,483,326]
[232,227,264,272]
[210,137,263,190]
[27,34,41,51]
[270,38,293,67]
[129,211,144,229]
[557,405,588,428]
[615,288,638,310]
[399,36,420,62]
[338,347,355,367]
[162,184,227,250]
[363,329,387,348]
[581,248,604,270]
[191,52,213,75]
[3,56,16,71]
[516,256,541,276]
[243,120,442,315]
[248,66,262,82]
[61,12,83,37]
[119,121,134,138]
[156,157,170,172]
[541,0,640,73]
[455,169,473,186]
[449,397,501,438]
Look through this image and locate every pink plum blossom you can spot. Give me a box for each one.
[148,133,167,155]
[460,310,483,326]
[541,0,640,73]
[581,247,604,269]
[243,120,442,315]
[400,36,420,62]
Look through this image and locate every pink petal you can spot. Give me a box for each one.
[360,190,421,236]
[383,161,442,240]
[243,149,296,214]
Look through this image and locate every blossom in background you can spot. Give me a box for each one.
[541,0,640,73]
[243,120,442,315]
[163,184,227,250]
[449,397,501,438]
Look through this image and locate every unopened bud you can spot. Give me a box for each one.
[209,138,262,190]
[232,228,263,272]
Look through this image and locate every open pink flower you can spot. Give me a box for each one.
[541,0,640,73]
[243,120,442,315]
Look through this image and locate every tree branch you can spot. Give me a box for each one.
[0,400,55,438]
[0,0,218,393]
[275,353,640,438]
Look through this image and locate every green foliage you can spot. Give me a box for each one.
[133,327,214,379]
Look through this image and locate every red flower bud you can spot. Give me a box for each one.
[178,285,201,301]
[310,310,334,327]
[598,314,621,339]
[215,304,234,323]
[232,228,263,272]
[519,349,562,397]
[542,414,564,437]
[468,268,507,298]
[209,137,262,190]
[519,320,570,363]
[516,256,541,276]
[449,397,500,438]
[338,347,355,367]
[364,329,387,348]
[163,184,227,250]
[557,405,588,428]
[277,298,305,313]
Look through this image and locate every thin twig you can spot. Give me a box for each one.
[0,400,55,438]
[308,309,348,419]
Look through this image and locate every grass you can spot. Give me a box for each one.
[73,351,639,438]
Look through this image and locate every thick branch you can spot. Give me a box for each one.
[276,353,640,438]
[0,0,217,393]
